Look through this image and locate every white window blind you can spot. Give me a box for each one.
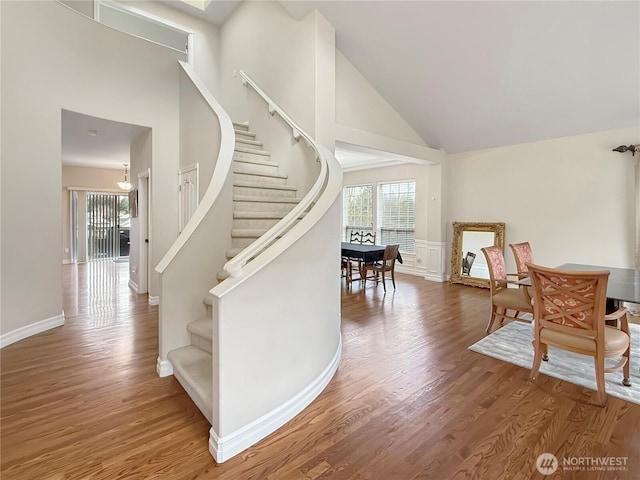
[377,180,416,253]
[343,185,373,240]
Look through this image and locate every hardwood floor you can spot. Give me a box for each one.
[2,262,639,479]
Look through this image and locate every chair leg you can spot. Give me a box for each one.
[542,343,549,362]
[594,357,607,407]
[381,272,386,292]
[530,340,544,381]
[391,268,396,289]
[623,346,631,387]
[486,307,497,334]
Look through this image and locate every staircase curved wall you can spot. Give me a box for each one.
[156,62,235,365]
[208,144,343,462]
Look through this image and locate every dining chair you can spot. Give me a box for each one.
[363,244,399,292]
[509,242,532,280]
[361,232,376,245]
[526,263,631,407]
[349,231,363,243]
[481,245,533,333]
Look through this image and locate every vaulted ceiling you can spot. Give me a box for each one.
[280,1,640,153]
[64,1,639,169]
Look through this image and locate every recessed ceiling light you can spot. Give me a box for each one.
[88,129,98,136]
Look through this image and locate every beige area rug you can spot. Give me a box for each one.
[468,321,640,405]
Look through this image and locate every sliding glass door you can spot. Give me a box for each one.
[86,192,129,261]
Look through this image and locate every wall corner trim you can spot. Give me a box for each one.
[156,357,174,377]
[148,295,159,306]
[0,312,65,349]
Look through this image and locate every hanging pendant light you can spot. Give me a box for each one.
[117,164,133,191]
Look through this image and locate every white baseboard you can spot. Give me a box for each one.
[62,259,73,265]
[0,312,65,349]
[128,279,139,293]
[148,295,159,306]
[156,357,174,377]
[209,335,342,463]
[424,273,446,282]
[395,264,427,277]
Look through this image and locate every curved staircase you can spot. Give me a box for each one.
[168,121,304,423]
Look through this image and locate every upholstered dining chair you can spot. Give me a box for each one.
[526,263,631,407]
[509,242,533,280]
[363,244,399,292]
[481,246,533,333]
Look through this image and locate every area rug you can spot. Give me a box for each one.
[468,321,640,405]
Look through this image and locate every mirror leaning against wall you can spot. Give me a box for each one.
[449,222,505,288]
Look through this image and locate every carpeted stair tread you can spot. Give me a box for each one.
[233,156,279,168]
[233,168,288,180]
[167,346,213,424]
[232,121,249,131]
[232,228,269,238]
[234,211,287,219]
[187,318,212,340]
[235,146,270,156]
[234,181,297,191]
[234,195,302,204]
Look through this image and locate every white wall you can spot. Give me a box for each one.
[219,1,317,136]
[336,50,425,146]
[343,163,431,276]
[118,0,221,97]
[447,126,639,274]
[1,0,182,338]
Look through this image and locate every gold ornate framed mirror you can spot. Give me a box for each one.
[449,222,505,288]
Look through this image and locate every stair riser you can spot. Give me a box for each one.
[232,237,259,248]
[236,139,263,149]
[233,160,279,175]
[234,150,270,163]
[235,130,255,139]
[234,185,297,198]
[233,218,282,230]
[233,122,249,132]
[234,201,298,213]
[191,332,212,354]
[234,172,287,185]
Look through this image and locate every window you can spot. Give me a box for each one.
[377,181,416,253]
[97,1,193,63]
[343,185,373,240]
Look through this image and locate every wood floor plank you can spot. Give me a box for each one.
[1,263,639,479]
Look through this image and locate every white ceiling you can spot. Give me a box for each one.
[64,0,639,170]
[62,110,149,170]
[281,0,640,154]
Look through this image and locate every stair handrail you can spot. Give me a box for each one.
[223,70,329,278]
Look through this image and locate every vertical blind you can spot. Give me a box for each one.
[86,192,129,261]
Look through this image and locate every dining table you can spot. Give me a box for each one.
[341,242,403,283]
[341,242,403,264]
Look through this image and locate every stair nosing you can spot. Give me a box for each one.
[233,169,287,180]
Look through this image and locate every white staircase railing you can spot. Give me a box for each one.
[223,70,331,278]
